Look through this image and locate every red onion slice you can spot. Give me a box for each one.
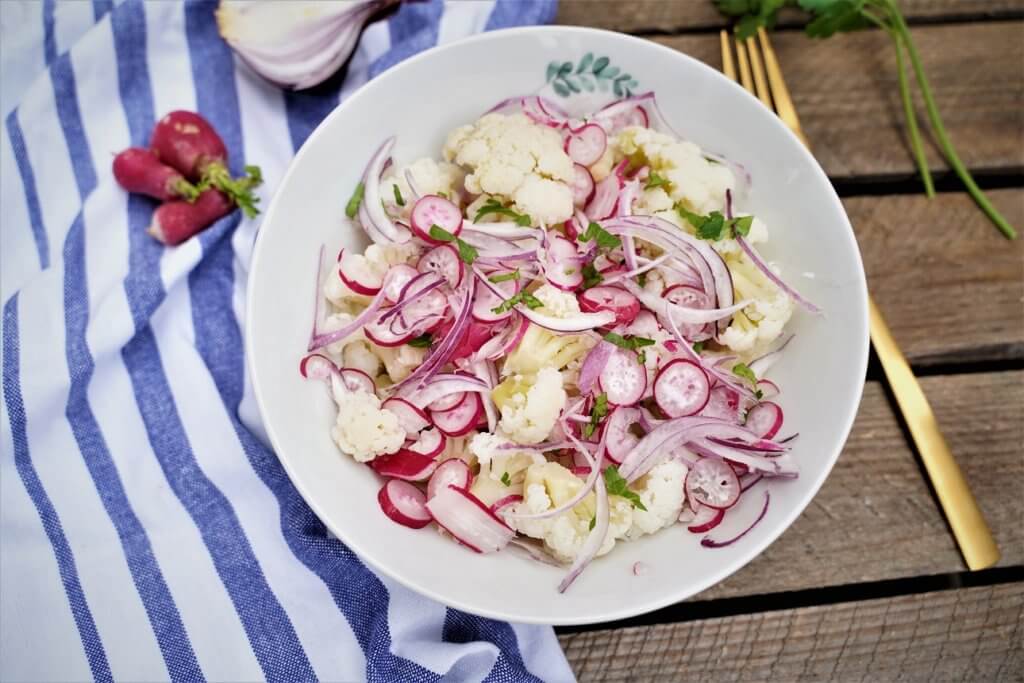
[700,491,770,548]
[557,453,608,593]
[359,137,411,244]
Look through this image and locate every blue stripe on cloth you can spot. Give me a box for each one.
[283,66,348,153]
[43,0,57,64]
[485,0,559,30]
[368,0,443,78]
[2,294,113,682]
[443,612,542,683]
[93,0,114,22]
[183,3,438,680]
[4,112,49,269]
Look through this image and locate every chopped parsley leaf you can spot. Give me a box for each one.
[474,198,533,227]
[407,333,432,348]
[580,221,621,249]
[645,171,670,191]
[732,362,758,386]
[604,465,647,511]
[581,262,603,289]
[582,393,609,439]
[345,182,364,218]
[429,224,478,264]
[500,472,512,487]
[393,184,405,207]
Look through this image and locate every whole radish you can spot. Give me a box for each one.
[112,148,201,202]
[149,110,227,180]
[147,189,234,246]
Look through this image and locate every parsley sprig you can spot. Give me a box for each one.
[393,185,405,207]
[500,472,512,487]
[345,182,364,218]
[491,290,543,315]
[428,224,478,265]
[579,221,621,249]
[604,465,647,511]
[645,171,670,191]
[603,332,656,364]
[677,205,753,241]
[581,262,603,290]
[474,198,533,227]
[488,269,520,284]
[582,393,609,439]
[408,333,432,348]
[732,361,764,399]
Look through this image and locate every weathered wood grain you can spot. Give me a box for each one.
[556,0,1024,34]
[848,189,1024,366]
[559,583,1024,682]
[694,371,1023,603]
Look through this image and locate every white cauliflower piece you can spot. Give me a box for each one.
[319,312,366,362]
[330,385,404,462]
[719,250,794,355]
[373,344,428,382]
[444,113,574,224]
[636,187,674,214]
[532,283,581,318]
[468,432,545,506]
[511,462,634,563]
[624,459,688,540]
[364,242,419,269]
[342,341,382,379]
[496,367,566,445]
[502,323,594,376]
[381,158,464,214]
[618,126,735,215]
[324,274,373,309]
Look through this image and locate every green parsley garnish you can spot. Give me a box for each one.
[583,393,609,439]
[491,290,543,315]
[474,198,533,226]
[393,184,405,207]
[604,465,647,511]
[579,221,621,249]
[488,269,520,284]
[345,182,364,219]
[692,341,705,354]
[645,171,670,191]
[428,224,478,265]
[677,205,754,241]
[603,332,655,363]
[588,516,596,531]
[408,334,432,348]
[581,262,603,290]
[732,362,758,386]
[500,472,512,487]
[438,191,449,200]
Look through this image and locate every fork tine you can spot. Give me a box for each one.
[757,27,809,147]
[745,36,773,108]
[734,37,755,94]
[719,30,737,81]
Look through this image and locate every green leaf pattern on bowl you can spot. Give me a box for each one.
[546,53,640,98]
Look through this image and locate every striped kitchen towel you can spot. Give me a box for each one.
[0,1,575,681]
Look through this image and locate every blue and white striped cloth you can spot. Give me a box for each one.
[0,1,575,680]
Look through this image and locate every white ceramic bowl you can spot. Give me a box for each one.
[247,26,869,625]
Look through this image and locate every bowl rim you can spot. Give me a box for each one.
[246,24,870,625]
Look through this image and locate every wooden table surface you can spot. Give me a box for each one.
[552,2,1024,680]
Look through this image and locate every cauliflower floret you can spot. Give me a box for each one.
[381,158,465,215]
[372,344,427,382]
[342,341,382,378]
[718,250,794,355]
[502,323,595,376]
[624,459,688,540]
[330,385,404,462]
[511,462,634,563]
[444,113,574,224]
[468,432,546,505]
[495,367,566,445]
[364,242,419,269]
[324,274,373,310]
[319,312,366,362]
[636,187,674,214]
[532,283,582,318]
[618,126,735,215]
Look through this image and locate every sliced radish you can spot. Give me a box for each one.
[603,406,643,464]
[571,164,595,207]
[745,401,783,439]
[757,379,780,399]
[471,272,519,323]
[418,244,464,288]
[427,459,473,499]
[546,235,583,291]
[407,427,447,458]
[598,349,647,406]
[490,494,524,515]
[425,484,514,553]
[364,313,419,347]
[299,353,337,380]
[579,286,640,327]
[685,458,740,510]
[626,310,660,337]
[383,264,419,303]
[596,102,649,132]
[564,123,607,166]
[654,359,710,418]
[370,449,438,481]
[428,390,467,413]
[337,248,383,295]
[378,479,432,529]
[664,284,712,340]
[410,195,463,244]
[585,173,621,220]
[700,385,742,423]
[339,368,375,393]
[382,397,431,435]
[686,504,725,533]
[431,393,483,437]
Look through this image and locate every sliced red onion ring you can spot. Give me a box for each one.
[401,374,490,409]
[701,491,770,548]
[473,267,615,332]
[359,137,411,244]
[748,334,794,377]
[308,286,388,351]
[577,340,616,394]
[505,434,600,522]
[622,279,748,325]
[558,444,608,593]
[737,235,820,314]
[403,169,422,202]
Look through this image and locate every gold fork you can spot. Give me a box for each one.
[720,28,999,571]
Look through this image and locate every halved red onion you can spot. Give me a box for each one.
[378,478,432,529]
[426,485,514,554]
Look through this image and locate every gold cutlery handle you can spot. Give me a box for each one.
[868,295,1000,570]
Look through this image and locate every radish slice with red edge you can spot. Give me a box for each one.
[603,406,643,464]
[757,379,780,399]
[430,393,483,436]
[428,390,467,413]
[299,353,337,380]
[378,479,432,529]
[685,458,741,509]
[686,504,725,533]
[564,123,607,166]
[417,244,464,288]
[571,164,595,207]
[545,235,583,290]
[427,459,473,499]
[701,491,770,548]
[490,494,523,515]
[700,385,742,423]
[382,397,431,435]
[663,284,712,340]
[338,368,375,393]
[579,286,641,327]
[337,248,383,295]
[585,172,621,220]
[407,427,446,459]
[364,314,420,347]
[654,359,710,418]
[471,271,519,323]
[744,401,783,439]
[425,484,514,553]
[382,264,418,304]
[411,195,462,244]
[370,449,438,481]
[598,349,647,406]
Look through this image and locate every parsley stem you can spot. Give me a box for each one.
[891,30,935,199]
[883,0,1016,239]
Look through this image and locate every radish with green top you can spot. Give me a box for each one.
[113,148,201,202]
[147,189,234,246]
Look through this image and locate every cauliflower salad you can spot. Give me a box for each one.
[301,93,818,592]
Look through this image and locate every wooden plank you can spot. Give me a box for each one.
[649,21,1024,179]
[559,583,1024,681]
[694,371,1022,602]
[848,189,1024,366]
[556,0,1024,34]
